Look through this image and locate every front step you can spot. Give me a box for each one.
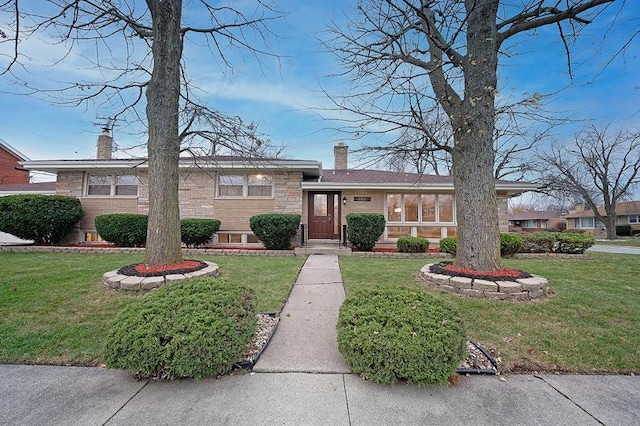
[294,246,352,256]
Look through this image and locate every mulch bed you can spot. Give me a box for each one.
[429,261,532,282]
[117,260,208,277]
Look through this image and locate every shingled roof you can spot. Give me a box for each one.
[565,201,640,218]
[508,210,564,221]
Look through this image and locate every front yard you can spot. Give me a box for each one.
[0,251,638,374]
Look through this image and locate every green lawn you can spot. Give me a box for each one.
[2,251,638,374]
[339,252,640,374]
[0,252,305,366]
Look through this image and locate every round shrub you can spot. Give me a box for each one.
[181,218,221,248]
[346,213,385,251]
[95,214,148,247]
[438,237,457,255]
[397,236,430,253]
[0,194,83,245]
[338,286,466,385]
[500,233,523,256]
[553,232,595,254]
[520,232,556,253]
[249,213,300,250]
[104,278,256,380]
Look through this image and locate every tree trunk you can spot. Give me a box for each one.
[452,0,501,271]
[144,0,184,266]
[604,207,618,240]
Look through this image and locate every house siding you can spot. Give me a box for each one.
[57,169,304,244]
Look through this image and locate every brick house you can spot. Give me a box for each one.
[507,210,565,232]
[0,138,30,185]
[20,131,538,246]
[564,201,640,237]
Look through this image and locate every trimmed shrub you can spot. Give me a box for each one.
[397,236,430,253]
[500,233,523,256]
[438,237,457,255]
[552,232,595,254]
[95,214,148,247]
[0,194,83,245]
[616,225,631,237]
[104,278,256,380]
[249,213,300,250]
[520,232,556,253]
[181,218,221,248]
[338,286,466,385]
[346,213,385,251]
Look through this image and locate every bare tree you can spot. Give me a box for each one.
[538,124,640,239]
[1,0,281,266]
[327,0,624,271]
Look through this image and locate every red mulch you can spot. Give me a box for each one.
[118,260,208,277]
[430,262,532,282]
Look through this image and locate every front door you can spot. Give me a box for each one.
[308,192,341,239]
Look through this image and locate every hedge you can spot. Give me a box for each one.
[0,194,83,245]
[95,214,148,247]
[181,218,221,248]
[346,213,385,251]
[397,236,430,253]
[249,213,300,250]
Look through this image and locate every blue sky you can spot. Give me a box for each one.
[1,1,638,182]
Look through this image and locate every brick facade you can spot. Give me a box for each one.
[0,146,29,185]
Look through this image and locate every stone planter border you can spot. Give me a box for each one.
[420,263,550,301]
[103,261,220,291]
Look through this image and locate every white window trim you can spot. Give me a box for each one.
[574,217,596,229]
[628,215,639,224]
[85,173,139,197]
[384,193,456,241]
[217,173,274,199]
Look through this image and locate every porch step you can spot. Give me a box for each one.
[294,246,352,256]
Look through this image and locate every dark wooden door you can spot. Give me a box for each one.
[308,192,340,239]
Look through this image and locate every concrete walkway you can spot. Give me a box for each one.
[253,254,350,373]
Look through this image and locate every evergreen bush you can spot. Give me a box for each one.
[338,286,466,385]
[438,237,457,255]
[346,213,385,251]
[0,194,83,245]
[181,218,221,248]
[552,232,595,254]
[616,225,631,237]
[104,278,256,380]
[95,214,148,247]
[249,213,300,250]
[397,236,430,253]
[520,232,556,253]
[500,233,523,256]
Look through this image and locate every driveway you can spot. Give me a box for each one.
[0,231,33,246]
[588,244,640,255]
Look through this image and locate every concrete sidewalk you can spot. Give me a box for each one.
[253,254,350,373]
[1,365,639,425]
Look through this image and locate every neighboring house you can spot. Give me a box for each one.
[20,132,539,246]
[565,201,640,237]
[507,210,565,232]
[0,138,30,185]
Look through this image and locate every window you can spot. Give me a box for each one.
[87,174,138,196]
[385,193,456,240]
[574,217,596,229]
[629,215,639,224]
[84,232,103,242]
[523,219,536,228]
[218,174,272,197]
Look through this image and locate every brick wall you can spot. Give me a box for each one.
[0,147,29,185]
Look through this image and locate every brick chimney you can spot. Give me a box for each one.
[334,142,348,170]
[96,127,113,160]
